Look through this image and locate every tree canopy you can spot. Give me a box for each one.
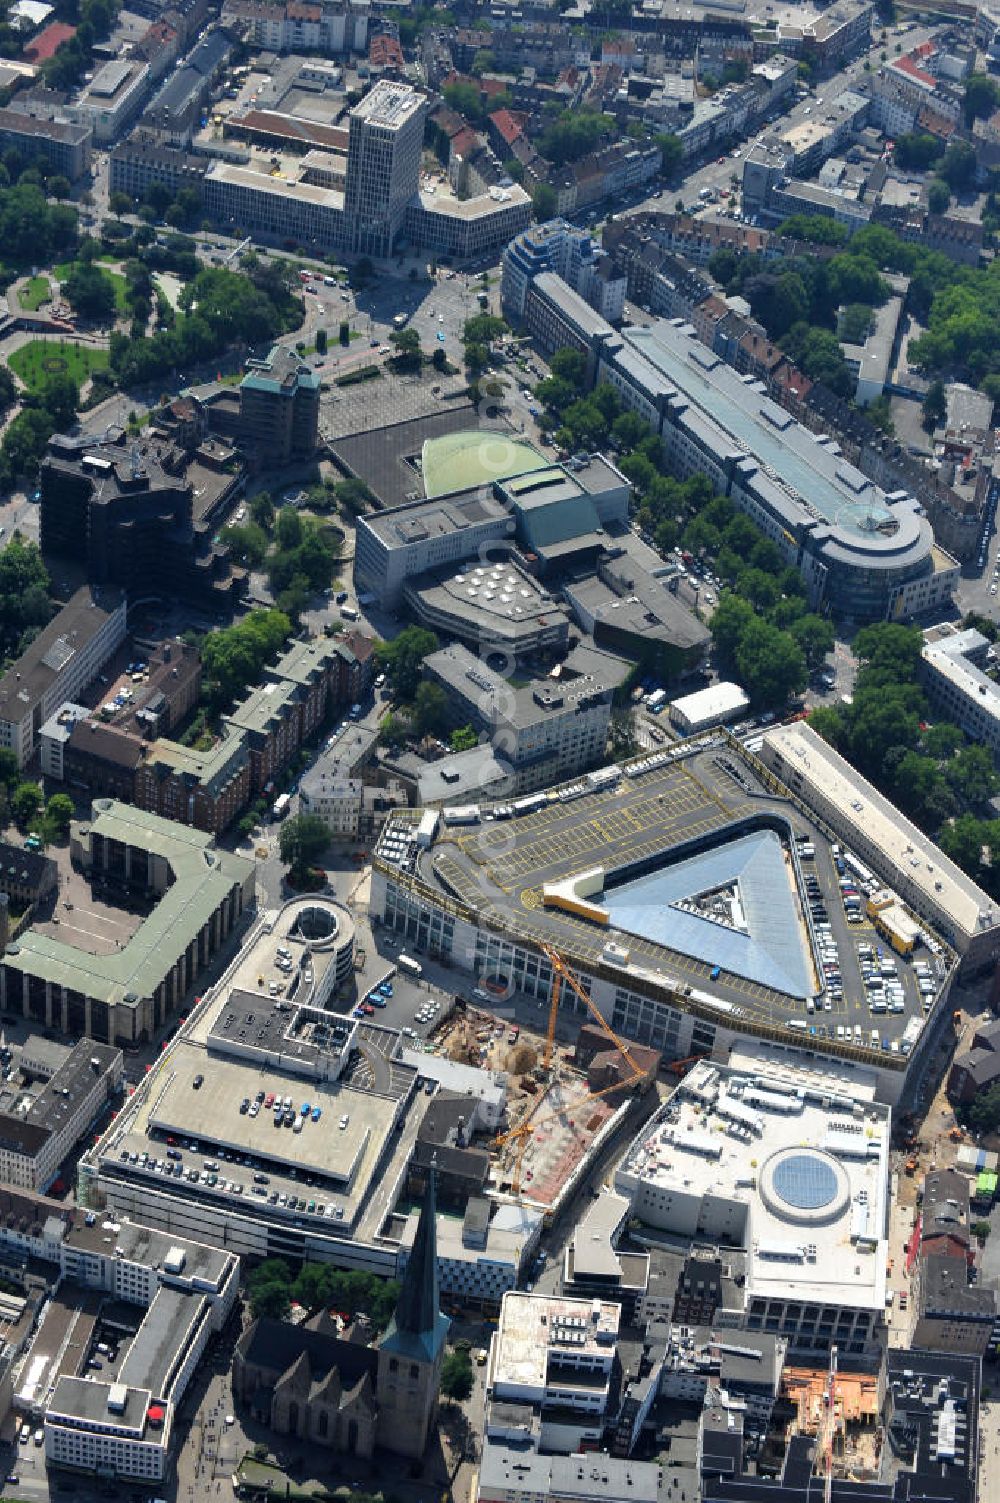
[200,608,291,710]
[376,626,439,703]
[279,813,330,877]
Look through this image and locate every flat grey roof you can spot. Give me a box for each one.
[621,322,903,541]
[119,1286,206,1397]
[0,586,124,726]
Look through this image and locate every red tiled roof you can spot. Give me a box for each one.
[370,34,404,68]
[24,20,76,61]
[892,54,935,88]
[489,107,524,147]
[450,126,479,157]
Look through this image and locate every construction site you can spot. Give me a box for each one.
[777,1355,882,1488]
[420,944,657,1215]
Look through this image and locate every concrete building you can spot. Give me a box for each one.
[75,58,151,144]
[921,623,1000,762]
[759,721,1000,976]
[354,480,513,610]
[515,274,958,623]
[486,1291,621,1453]
[344,81,426,258]
[220,0,369,55]
[563,550,711,686]
[422,640,630,795]
[668,681,749,736]
[39,433,245,610]
[355,450,629,611]
[562,1192,649,1322]
[40,702,103,781]
[478,1444,663,1503]
[239,344,320,465]
[399,1198,542,1314]
[615,1053,891,1355]
[0,801,254,1045]
[42,1219,239,1482]
[0,586,126,769]
[502,220,627,325]
[916,1253,991,1353]
[0,1041,121,1193]
[0,106,91,179]
[0,840,57,910]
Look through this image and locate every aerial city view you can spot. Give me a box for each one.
[0,0,998,1500]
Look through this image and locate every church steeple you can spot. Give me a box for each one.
[395,1168,440,1338]
[376,1171,450,1458]
[379,1171,449,1365]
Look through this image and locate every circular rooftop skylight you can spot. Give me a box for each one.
[772,1152,839,1211]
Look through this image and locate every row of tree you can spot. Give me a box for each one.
[771,215,1000,398]
[808,623,1000,891]
[200,607,292,712]
[248,1257,400,1332]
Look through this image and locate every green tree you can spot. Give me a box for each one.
[276,505,303,551]
[248,1259,293,1320]
[946,744,998,806]
[334,477,376,515]
[939,140,977,192]
[734,619,806,706]
[440,1348,474,1403]
[279,812,330,875]
[249,492,274,531]
[201,608,291,709]
[968,1081,1000,1134]
[654,133,683,178]
[790,613,835,670]
[45,792,74,836]
[63,261,116,322]
[378,711,410,746]
[532,183,557,221]
[0,749,19,789]
[12,781,42,826]
[450,724,478,752]
[927,178,950,215]
[220,522,268,567]
[390,326,422,372]
[892,133,945,171]
[376,625,439,702]
[413,680,449,736]
[963,73,1000,128]
[923,722,963,760]
[922,379,947,432]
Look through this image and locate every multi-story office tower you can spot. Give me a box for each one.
[344,81,426,257]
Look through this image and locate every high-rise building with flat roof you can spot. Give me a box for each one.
[239,344,320,464]
[344,81,426,256]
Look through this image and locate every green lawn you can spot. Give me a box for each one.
[9,339,110,395]
[19,276,50,312]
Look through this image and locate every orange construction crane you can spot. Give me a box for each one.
[497,944,647,1196]
[540,942,644,1079]
[667,1053,707,1076]
[494,1069,643,1195]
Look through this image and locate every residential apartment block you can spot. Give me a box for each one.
[0,586,126,768]
[921,624,1000,762]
